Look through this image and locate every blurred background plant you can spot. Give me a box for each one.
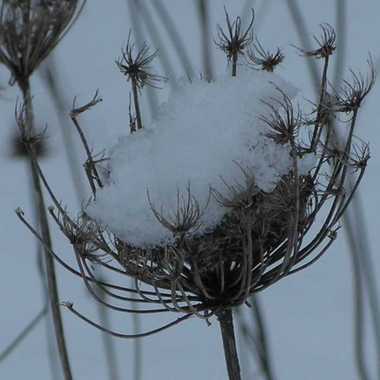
[0,1,379,380]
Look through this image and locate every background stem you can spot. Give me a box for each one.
[20,80,73,380]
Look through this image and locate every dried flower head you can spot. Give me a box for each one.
[9,128,49,158]
[247,39,284,72]
[215,7,255,76]
[329,57,376,113]
[295,23,336,59]
[259,87,301,146]
[116,32,165,89]
[17,24,372,368]
[116,32,166,131]
[0,0,86,87]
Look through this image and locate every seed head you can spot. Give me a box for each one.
[116,32,166,89]
[0,0,85,86]
[215,7,254,75]
[295,23,336,59]
[247,39,284,72]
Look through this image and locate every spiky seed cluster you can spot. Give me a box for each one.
[18,22,373,338]
[0,0,85,87]
[260,87,300,146]
[215,8,255,76]
[330,58,375,113]
[9,129,49,158]
[116,33,165,89]
[116,33,165,132]
[247,39,284,72]
[296,23,336,58]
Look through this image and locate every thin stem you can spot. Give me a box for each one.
[0,307,47,362]
[345,213,370,380]
[131,302,142,380]
[251,296,275,380]
[218,309,242,380]
[97,279,121,380]
[27,164,60,380]
[126,0,159,118]
[150,0,195,78]
[310,55,329,150]
[41,60,86,199]
[196,0,213,81]
[232,54,237,77]
[131,78,143,130]
[20,80,73,380]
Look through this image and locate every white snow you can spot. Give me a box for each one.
[87,69,313,247]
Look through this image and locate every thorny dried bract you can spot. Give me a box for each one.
[18,19,374,338]
[116,32,166,132]
[330,57,375,113]
[215,7,255,76]
[260,86,301,146]
[295,23,336,59]
[247,39,284,72]
[116,32,166,90]
[147,184,206,236]
[0,0,85,88]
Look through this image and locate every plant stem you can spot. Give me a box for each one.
[196,0,213,81]
[232,54,238,77]
[218,309,242,380]
[131,78,143,130]
[251,296,275,380]
[20,80,73,380]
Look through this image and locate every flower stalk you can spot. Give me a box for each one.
[19,81,73,380]
[217,309,242,380]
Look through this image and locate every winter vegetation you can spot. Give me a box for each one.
[1,1,380,380]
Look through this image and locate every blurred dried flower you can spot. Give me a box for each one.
[0,0,86,88]
[247,39,284,72]
[295,23,336,59]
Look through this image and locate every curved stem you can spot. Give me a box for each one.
[20,80,73,380]
[218,309,242,380]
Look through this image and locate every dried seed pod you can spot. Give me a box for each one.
[0,0,86,87]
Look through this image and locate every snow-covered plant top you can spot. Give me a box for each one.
[87,69,313,247]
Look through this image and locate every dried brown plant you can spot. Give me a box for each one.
[1,2,86,379]
[0,0,85,89]
[116,32,166,131]
[16,22,374,380]
[247,38,284,72]
[215,7,255,76]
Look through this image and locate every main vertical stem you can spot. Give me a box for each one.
[218,309,242,380]
[21,80,73,380]
[131,78,143,130]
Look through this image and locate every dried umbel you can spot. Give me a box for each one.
[116,32,166,131]
[247,39,284,72]
[17,20,373,380]
[215,7,255,76]
[0,0,85,88]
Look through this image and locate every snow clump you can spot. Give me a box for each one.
[87,69,313,247]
